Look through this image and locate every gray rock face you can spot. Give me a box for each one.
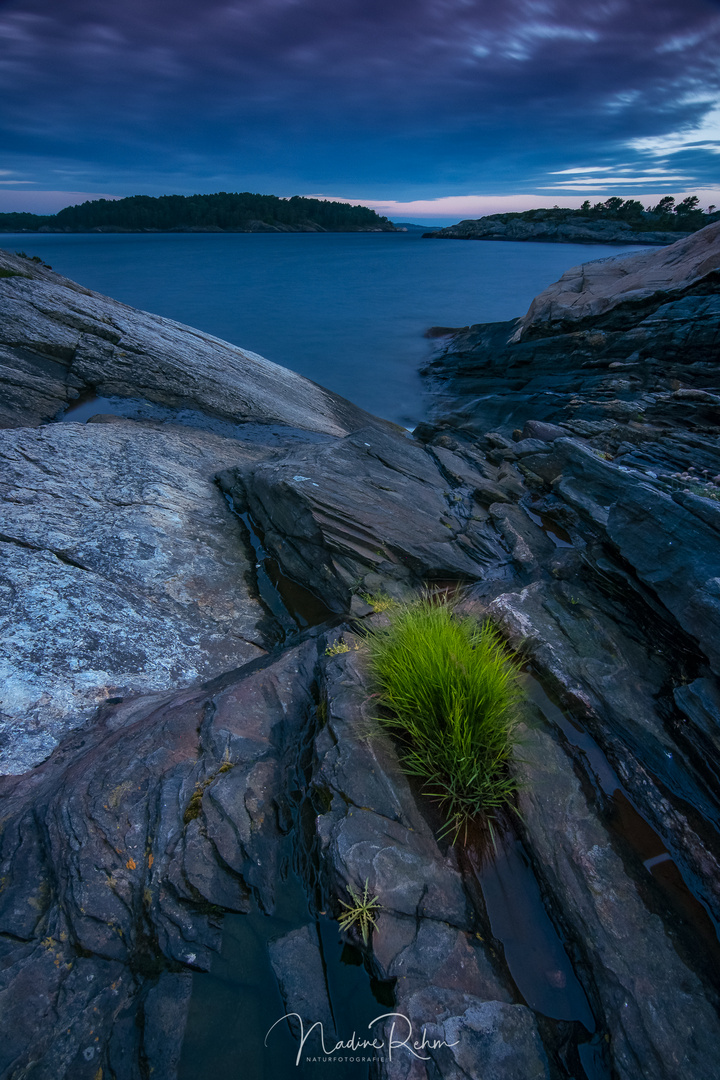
[422,1002,551,1080]
[0,420,269,773]
[553,438,720,670]
[423,226,720,443]
[417,223,720,1079]
[0,246,395,436]
[316,642,472,929]
[222,426,510,611]
[2,231,720,1080]
[268,924,336,1042]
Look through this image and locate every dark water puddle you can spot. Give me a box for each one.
[524,673,720,986]
[469,828,595,1028]
[523,503,574,548]
[178,858,385,1079]
[226,498,334,643]
[459,823,607,1080]
[58,392,334,445]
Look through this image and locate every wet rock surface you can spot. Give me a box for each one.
[1,230,720,1079]
[268,924,336,1042]
[313,637,553,1080]
[0,641,319,1078]
[515,721,720,1080]
[414,225,720,1076]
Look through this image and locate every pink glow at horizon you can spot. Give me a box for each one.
[308,189,720,222]
[1,187,719,221]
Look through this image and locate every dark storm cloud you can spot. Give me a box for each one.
[0,0,719,201]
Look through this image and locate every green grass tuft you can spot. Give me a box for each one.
[365,595,521,839]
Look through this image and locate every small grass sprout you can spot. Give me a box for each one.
[325,638,361,656]
[337,879,381,944]
[365,595,522,840]
[360,591,397,612]
[325,640,351,656]
[14,251,52,269]
[183,750,235,824]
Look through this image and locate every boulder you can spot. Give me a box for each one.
[512,221,720,340]
[222,426,510,611]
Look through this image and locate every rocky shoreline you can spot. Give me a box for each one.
[1,226,719,1079]
[3,222,398,234]
[422,212,693,246]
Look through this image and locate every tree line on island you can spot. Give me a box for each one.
[1,191,717,238]
[0,192,395,233]
[432,195,718,235]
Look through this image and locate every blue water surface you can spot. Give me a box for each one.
[2,231,644,426]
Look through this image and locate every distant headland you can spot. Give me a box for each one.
[423,196,720,245]
[0,191,397,234]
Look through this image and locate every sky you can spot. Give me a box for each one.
[1,0,719,222]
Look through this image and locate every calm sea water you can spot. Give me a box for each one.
[2,232,645,427]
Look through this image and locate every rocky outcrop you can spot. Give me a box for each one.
[422,226,720,444]
[219,425,510,612]
[0,247,393,436]
[2,236,720,1080]
[423,214,686,246]
[512,221,720,338]
[515,721,720,1080]
[413,223,720,1076]
[313,636,553,1080]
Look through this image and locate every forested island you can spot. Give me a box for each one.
[0,191,396,233]
[424,195,720,245]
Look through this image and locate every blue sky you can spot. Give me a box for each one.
[1,0,719,221]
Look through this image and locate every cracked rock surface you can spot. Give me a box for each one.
[0,640,318,1078]
[220,425,510,612]
[0,420,270,772]
[313,637,552,1080]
